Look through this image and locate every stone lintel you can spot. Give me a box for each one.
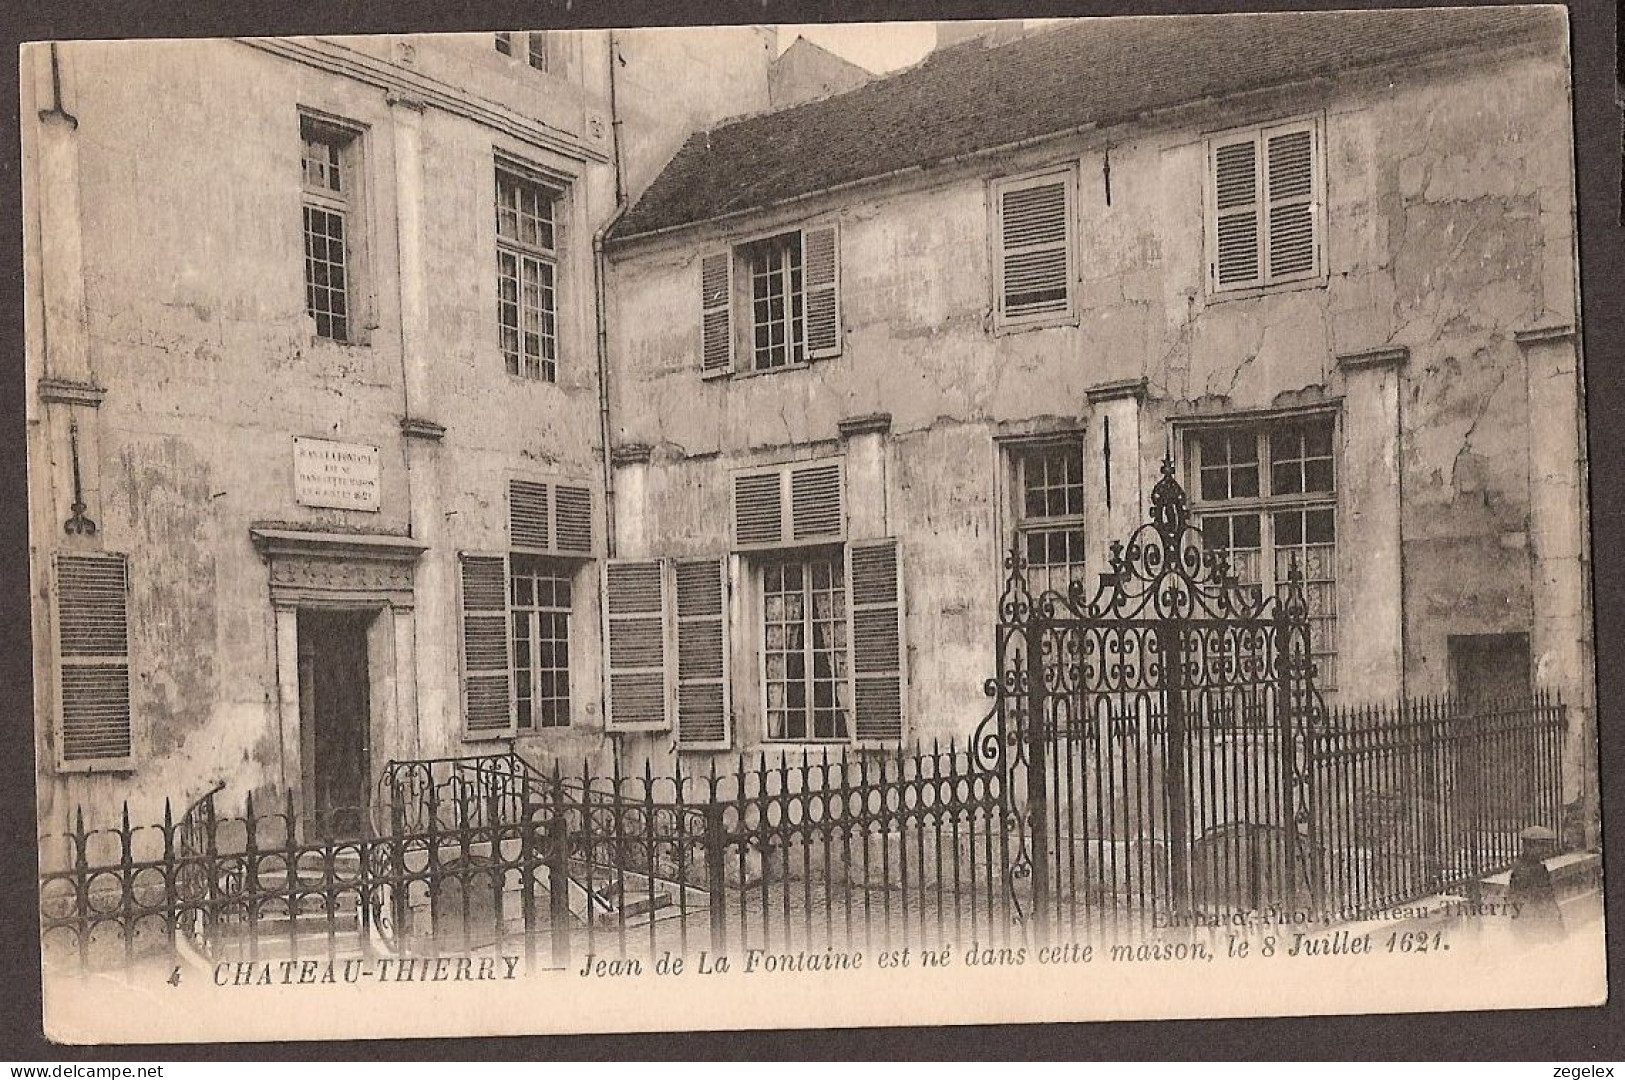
[837,412,892,438]
[400,416,446,441]
[250,525,427,563]
[1335,345,1410,372]
[1513,324,1577,347]
[1084,377,1148,404]
[38,377,106,408]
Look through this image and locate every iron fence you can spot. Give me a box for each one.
[39,691,1565,975]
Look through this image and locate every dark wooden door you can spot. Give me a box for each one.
[299,610,371,836]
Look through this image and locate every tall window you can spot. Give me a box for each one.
[744,233,805,372]
[496,165,560,381]
[1011,440,1087,596]
[1206,117,1324,294]
[301,116,360,341]
[1189,414,1338,687]
[526,32,551,71]
[763,552,849,741]
[991,169,1075,330]
[510,557,571,729]
[494,32,515,56]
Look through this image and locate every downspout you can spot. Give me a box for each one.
[595,29,628,558]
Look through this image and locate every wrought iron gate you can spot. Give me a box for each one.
[977,457,1326,939]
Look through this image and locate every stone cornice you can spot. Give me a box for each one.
[611,443,653,467]
[1085,377,1148,404]
[241,37,608,166]
[249,526,427,563]
[38,377,106,407]
[1513,324,1576,346]
[1335,345,1410,371]
[837,412,892,438]
[400,416,446,441]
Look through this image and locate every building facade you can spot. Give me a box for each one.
[597,11,1594,818]
[24,28,775,836]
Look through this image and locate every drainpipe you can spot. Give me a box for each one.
[595,29,628,558]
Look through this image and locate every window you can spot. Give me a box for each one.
[526,32,550,71]
[1206,117,1324,294]
[496,164,561,381]
[698,224,840,377]
[301,115,362,342]
[510,557,571,730]
[1187,414,1338,687]
[992,170,1075,329]
[1009,439,1087,596]
[55,553,132,768]
[763,552,849,741]
[494,32,515,56]
[495,31,553,72]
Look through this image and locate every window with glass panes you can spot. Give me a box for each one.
[1190,415,1338,687]
[762,553,848,741]
[509,557,571,729]
[1012,440,1088,596]
[301,119,355,341]
[745,233,805,371]
[495,166,559,381]
[526,32,550,71]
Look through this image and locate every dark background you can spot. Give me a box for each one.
[0,0,1619,1060]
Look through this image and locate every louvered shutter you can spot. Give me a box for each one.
[998,176,1071,320]
[847,538,905,744]
[603,559,670,729]
[553,484,593,554]
[1264,122,1318,281]
[509,480,550,550]
[801,225,841,359]
[1211,134,1262,289]
[789,460,844,542]
[459,553,515,739]
[700,251,733,377]
[55,553,132,765]
[673,558,730,748]
[732,471,784,549]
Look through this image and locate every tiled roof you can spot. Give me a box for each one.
[610,7,1560,242]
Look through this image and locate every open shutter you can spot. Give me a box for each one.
[509,480,550,550]
[1264,121,1319,282]
[801,225,841,359]
[459,553,515,739]
[847,538,905,745]
[603,559,670,730]
[553,484,593,555]
[732,470,785,549]
[55,553,132,767]
[1210,134,1262,290]
[998,176,1071,320]
[789,459,844,542]
[700,251,733,378]
[673,558,730,749]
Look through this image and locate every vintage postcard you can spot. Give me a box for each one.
[23,8,1606,1044]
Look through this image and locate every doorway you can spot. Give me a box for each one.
[1448,632,1532,705]
[298,609,373,836]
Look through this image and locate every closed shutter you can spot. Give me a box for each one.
[509,480,550,550]
[554,484,593,554]
[700,251,733,377]
[801,225,841,359]
[1264,121,1318,281]
[459,553,515,739]
[673,558,730,748]
[998,176,1071,320]
[733,459,845,548]
[55,553,132,765]
[847,539,905,744]
[1211,134,1262,289]
[603,559,669,729]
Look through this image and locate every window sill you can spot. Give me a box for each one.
[54,759,136,775]
[992,311,1079,337]
[1204,274,1328,306]
[727,360,814,380]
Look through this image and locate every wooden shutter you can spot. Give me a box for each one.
[459,553,515,739]
[1211,133,1262,290]
[997,176,1071,320]
[603,559,669,730]
[700,251,733,377]
[673,558,730,748]
[553,484,593,554]
[789,459,844,542]
[801,225,841,359]
[509,480,550,550]
[55,553,132,766]
[847,538,905,744]
[1264,121,1319,281]
[732,471,784,548]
